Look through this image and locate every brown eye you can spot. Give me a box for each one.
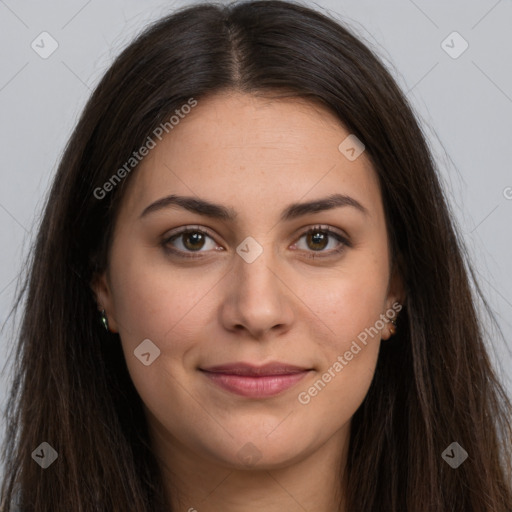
[294,226,350,259]
[306,230,329,251]
[161,225,350,260]
[162,227,219,258]
[181,231,207,251]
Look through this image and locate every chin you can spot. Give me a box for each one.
[202,431,315,471]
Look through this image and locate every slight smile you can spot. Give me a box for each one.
[199,362,313,398]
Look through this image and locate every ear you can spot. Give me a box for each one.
[90,271,119,332]
[381,259,406,340]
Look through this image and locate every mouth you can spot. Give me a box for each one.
[199,362,313,398]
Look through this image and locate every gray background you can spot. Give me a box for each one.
[0,0,511,460]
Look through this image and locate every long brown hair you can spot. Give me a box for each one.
[1,1,511,510]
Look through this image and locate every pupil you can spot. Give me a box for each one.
[184,232,204,251]
[309,231,327,250]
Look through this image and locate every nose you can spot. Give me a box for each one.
[219,243,295,340]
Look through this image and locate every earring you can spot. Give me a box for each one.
[389,317,397,336]
[100,309,109,332]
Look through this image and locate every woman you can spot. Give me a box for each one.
[1,1,511,510]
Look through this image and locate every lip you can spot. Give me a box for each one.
[199,362,312,398]
[201,362,310,376]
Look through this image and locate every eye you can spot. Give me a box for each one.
[162,226,221,259]
[161,224,350,260]
[292,225,350,259]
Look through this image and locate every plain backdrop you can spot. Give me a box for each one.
[0,0,511,472]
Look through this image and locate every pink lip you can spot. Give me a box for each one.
[200,362,312,398]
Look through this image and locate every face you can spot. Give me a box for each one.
[93,90,402,472]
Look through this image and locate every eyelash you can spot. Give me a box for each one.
[161,225,351,260]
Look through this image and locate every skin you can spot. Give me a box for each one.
[92,90,404,512]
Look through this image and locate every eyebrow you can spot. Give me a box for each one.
[139,193,369,221]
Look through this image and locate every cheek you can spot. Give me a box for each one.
[110,249,219,345]
[109,258,213,416]
[292,249,387,413]
[295,268,386,419]
[295,344,379,434]
[307,250,390,347]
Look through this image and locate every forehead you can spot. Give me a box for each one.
[118,91,382,223]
